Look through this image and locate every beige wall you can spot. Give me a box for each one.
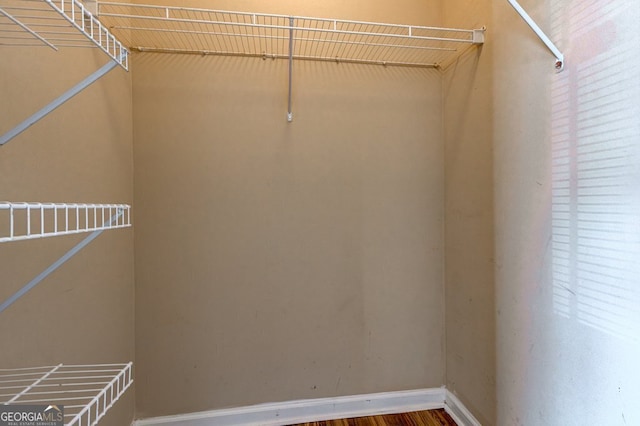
[493,0,640,425]
[132,38,445,416]
[16,1,634,424]
[442,1,496,425]
[0,48,134,426]
[492,2,555,423]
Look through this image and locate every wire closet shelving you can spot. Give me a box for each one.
[1,3,134,422]
[0,363,133,426]
[0,202,131,243]
[97,2,485,69]
[0,0,128,68]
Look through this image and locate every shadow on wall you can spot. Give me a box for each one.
[547,0,640,424]
[550,0,640,343]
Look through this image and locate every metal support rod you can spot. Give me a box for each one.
[287,16,294,122]
[0,60,118,146]
[507,0,564,70]
[0,210,124,315]
[0,7,58,51]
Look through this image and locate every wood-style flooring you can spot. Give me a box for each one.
[286,409,457,426]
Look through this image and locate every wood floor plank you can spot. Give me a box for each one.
[287,409,457,426]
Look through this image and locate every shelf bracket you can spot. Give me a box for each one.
[287,16,294,122]
[0,209,125,315]
[0,60,119,146]
[507,0,564,71]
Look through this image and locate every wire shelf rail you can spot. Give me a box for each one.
[0,363,133,426]
[97,2,484,68]
[0,0,128,69]
[0,202,131,243]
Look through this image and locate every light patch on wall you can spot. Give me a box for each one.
[551,0,640,342]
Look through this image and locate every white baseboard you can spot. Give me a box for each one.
[134,387,481,426]
[444,390,482,426]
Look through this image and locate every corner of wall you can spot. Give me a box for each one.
[441,0,496,424]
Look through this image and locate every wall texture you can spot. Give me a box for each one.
[442,1,496,425]
[0,48,135,426]
[493,0,640,425]
[15,1,640,424]
[132,43,445,417]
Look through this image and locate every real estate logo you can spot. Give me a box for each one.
[0,405,64,426]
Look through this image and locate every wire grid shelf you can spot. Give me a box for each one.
[0,363,133,426]
[0,0,128,69]
[97,2,484,68]
[0,202,131,243]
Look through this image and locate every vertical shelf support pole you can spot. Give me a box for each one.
[287,16,294,122]
[0,209,125,315]
[507,0,564,71]
[0,60,119,146]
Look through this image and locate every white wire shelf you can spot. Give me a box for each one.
[97,2,484,68]
[0,363,133,426]
[0,0,128,69]
[0,202,131,243]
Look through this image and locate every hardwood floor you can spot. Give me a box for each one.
[286,409,457,426]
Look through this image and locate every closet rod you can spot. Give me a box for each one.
[507,0,564,70]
